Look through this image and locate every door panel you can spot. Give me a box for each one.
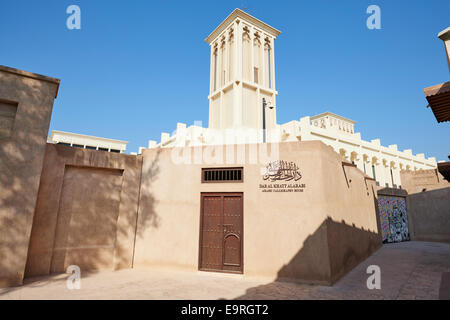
[222,195,243,272]
[223,234,241,267]
[200,196,223,271]
[199,193,243,273]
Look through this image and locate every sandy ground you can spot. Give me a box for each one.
[1,241,449,300]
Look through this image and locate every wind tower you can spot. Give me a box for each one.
[205,9,281,134]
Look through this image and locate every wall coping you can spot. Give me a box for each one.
[377,187,408,197]
[0,65,60,98]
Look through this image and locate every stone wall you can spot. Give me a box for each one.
[401,170,450,243]
[25,144,143,277]
[0,66,60,287]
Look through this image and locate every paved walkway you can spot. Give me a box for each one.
[1,241,449,300]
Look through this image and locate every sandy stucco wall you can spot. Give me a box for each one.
[25,144,143,277]
[323,160,381,284]
[134,140,381,284]
[401,170,450,243]
[0,66,59,287]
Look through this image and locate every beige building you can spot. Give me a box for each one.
[279,112,437,188]
[143,9,437,190]
[0,63,382,287]
[133,141,381,284]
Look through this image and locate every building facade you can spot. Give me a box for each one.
[142,9,437,189]
[278,112,437,188]
[0,63,382,287]
[0,9,444,289]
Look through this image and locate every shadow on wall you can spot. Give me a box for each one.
[135,148,161,239]
[234,217,381,299]
[0,77,54,287]
[407,187,450,243]
[23,144,162,282]
[107,147,162,270]
[49,165,125,273]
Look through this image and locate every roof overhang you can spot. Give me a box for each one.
[51,130,129,144]
[437,161,450,181]
[424,82,450,123]
[205,8,282,44]
[438,27,450,73]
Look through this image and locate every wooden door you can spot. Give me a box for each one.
[199,193,243,274]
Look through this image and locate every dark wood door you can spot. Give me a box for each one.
[199,193,243,273]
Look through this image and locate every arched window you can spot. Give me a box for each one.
[265,41,272,88]
[228,31,234,80]
[213,47,218,91]
[242,30,251,81]
[220,41,226,86]
[253,36,261,84]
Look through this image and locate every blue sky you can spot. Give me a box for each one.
[1,0,449,160]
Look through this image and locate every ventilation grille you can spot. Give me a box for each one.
[202,168,243,183]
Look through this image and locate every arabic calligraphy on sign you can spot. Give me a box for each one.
[262,160,302,182]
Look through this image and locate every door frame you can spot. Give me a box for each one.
[198,192,244,274]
